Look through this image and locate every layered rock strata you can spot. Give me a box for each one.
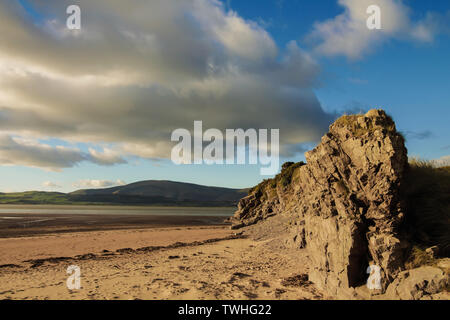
[232,110,409,294]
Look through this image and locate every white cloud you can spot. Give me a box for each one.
[308,0,448,59]
[87,148,127,166]
[0,0,334,169]
[72,179,127,189]
[0,134,84,170]
[0,134,126,170]
[42,181,61,188]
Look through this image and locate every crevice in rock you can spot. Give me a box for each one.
[347,221,369,287]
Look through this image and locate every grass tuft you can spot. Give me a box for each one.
[334,112,397,137]
[248,161,306,196]
[276,161,306,187]
[403,158,450,257]
[404,246,436,269]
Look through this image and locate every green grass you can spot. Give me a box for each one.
[277,161,305,187]
[0,191,240,207]
[335,114,368,137]
[0,192,73,204]
[403,159,450,257]
[334,112,397,137]
[248,161,306,196]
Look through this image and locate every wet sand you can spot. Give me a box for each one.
[0,211,230,238]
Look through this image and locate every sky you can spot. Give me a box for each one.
[0,0,449,192]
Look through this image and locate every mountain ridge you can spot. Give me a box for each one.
[0,180,249,206]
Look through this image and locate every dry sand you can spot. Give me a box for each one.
[0,226,325,300]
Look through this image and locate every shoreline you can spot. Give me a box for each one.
[0,212,231,238]
[0,204,237,210]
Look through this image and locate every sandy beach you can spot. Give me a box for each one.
[0,224,326,300]
[0,226,232,266]
[3,205,447,301]
[0,206,323,300]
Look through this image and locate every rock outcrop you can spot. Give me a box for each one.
[232,109,409,295]
[385,265,448,300]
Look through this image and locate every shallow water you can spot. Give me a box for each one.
[0,205,235,217]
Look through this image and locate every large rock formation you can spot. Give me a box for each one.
[232,109,409,295]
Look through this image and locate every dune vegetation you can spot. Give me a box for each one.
[403,159,450,259]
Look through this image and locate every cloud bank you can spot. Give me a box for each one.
[0,0,334,170]
[0,134,125,170]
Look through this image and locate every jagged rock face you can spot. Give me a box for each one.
[232,109,408,294]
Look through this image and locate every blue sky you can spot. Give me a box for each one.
[0,0,449,192]
[228,0,450,154]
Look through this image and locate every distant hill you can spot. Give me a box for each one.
[0,191,70,205]
[0,180,248,206]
